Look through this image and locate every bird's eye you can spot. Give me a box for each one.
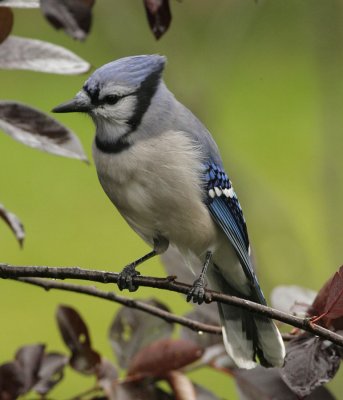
[103,95,120,105]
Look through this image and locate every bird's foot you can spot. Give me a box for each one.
[117,264,140,292]
[187,277,207,304]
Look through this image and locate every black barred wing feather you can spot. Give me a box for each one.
[204,161,265,304]
[204,162,249,249]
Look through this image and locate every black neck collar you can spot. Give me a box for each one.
[95,135,131,154]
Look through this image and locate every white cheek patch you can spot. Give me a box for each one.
[95,95,137,122]
[113,96,137,120]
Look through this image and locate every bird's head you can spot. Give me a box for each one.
[53,55,166,132]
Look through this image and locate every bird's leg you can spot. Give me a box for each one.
[117,236,169,292]
[187,251,212,305]
[117,250,156,292]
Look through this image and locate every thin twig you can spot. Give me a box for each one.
[17,277,222,335]
[1,263,342,347]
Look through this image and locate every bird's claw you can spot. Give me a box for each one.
[187,278,206,304]
[117,264,140,292]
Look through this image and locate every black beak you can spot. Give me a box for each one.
[52,91,92,113]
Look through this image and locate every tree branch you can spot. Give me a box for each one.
[1,263,342,347]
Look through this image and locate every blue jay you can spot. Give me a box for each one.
[53,55,285,369]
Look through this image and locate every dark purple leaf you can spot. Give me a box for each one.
[33,352,68,395]
[0,0,39,8]
[324,267,343,319]
[143,0,171,40]
[56,305,101,374]
[281,334,341,397]
[70,346,101,374]
[41,0,95,41]
[0,7,13,44]
[0,362,26,400]
[0,36,90,74]
[0,101,88,161]
[234,366,336,400]
[109,298,174,369]
[15,344,45,393]
[127,338,203,377]
[0,204,25,246]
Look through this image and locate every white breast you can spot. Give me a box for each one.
[92,130,218,257]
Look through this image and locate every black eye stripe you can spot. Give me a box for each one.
[102,95,120,105]
[83,84,138,107]
[98,92,138,106]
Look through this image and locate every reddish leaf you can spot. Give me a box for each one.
[109,298,174,369]
[56,305,101,374]
[0,204,25,246]
[33,352,68,395]
[0,362,25,399]
[0,101,88,161]
[0,7,13,44]
[15,344,45,392]
[324,267,343,319]
[281,334,341,398]
[143,0,171,40]
[309,266,343,329]
[309,288,329,320]
[127,338,203,377]
[0,36,90,74]
[41,0,95,41]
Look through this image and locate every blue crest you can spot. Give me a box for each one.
[84,55,166,94]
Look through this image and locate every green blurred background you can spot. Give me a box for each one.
[1,0,343,398]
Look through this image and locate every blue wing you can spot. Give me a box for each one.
[203,161,266,304]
